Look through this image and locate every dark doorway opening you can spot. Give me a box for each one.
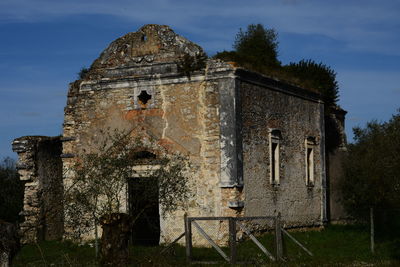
[128,177,160,246]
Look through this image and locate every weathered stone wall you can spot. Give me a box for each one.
[61,25,239,245]
[62,74,227,244]
[12,136,63,243]
[239,71,326,227]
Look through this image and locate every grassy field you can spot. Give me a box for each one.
[12,224,400,266]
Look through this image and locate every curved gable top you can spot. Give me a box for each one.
[90,24,204,70]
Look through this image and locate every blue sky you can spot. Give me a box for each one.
[1,0,399,159]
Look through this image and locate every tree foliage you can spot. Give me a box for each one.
[0,157,23,223]
[341,111,400,219]
[215,24,280,73]
[282,59,339,106]
[64,129,191,240]
[234,24,280,71]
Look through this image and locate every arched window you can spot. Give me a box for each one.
[269,129,282,185]
[305,136,316,187]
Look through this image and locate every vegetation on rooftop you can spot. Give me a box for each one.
[177,53,207,79]
[214,23,339,106]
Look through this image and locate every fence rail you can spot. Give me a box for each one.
[184,214,294,264]
[158,214,314,264]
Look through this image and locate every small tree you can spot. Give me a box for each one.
[234,23,280,70]
[64,129,191,264]
[214,24,280,72]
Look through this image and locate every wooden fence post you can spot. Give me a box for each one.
[184,214,192,263]
[370,207,375,254]
[275,212,283,260]
[229,218,237,264]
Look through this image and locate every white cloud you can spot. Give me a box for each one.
[1,0,399,55]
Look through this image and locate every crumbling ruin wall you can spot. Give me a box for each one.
[12,136,63,243]
[239,70,326,227]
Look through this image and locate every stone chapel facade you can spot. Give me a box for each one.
[12,24,346,244]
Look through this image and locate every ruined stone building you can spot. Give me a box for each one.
[12,24,347,244]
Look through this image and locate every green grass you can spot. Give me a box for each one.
[12,225,400,266]
[12,240,98,266]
